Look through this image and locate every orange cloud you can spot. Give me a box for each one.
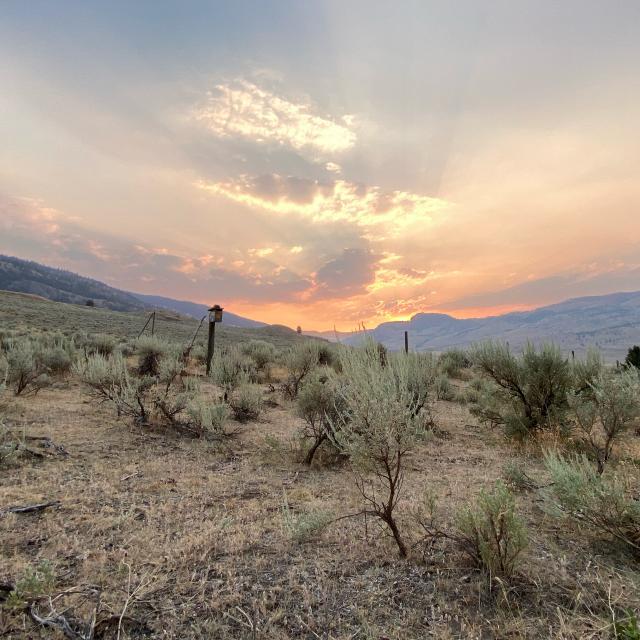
[193,80,356,156]
[0,197,66,235]
[197,174,448,237]
[367,267,432,292]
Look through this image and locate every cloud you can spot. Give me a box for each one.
[197,173,448,236]
[0,196,67,235]
[310,247,380,300]
[325,162,342,174]
[192,80,356,157]
[367,266,433,293]
[0,194,312,303]
[4,191,639,330]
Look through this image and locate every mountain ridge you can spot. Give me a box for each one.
[0,255,264,328]
[131,292,265,328]
[335,290,640,360]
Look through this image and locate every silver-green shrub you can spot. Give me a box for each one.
[5,339,51,396]
[296,367,344,465]
[470,341,571,437]
[241,340,277,372]
[502,459,538,492]
[0,354,7,394]
[76,351,227,436]
[135,335,169,376]
[567,369,640,472]
[281,491,332,542]
[229,382,263,422]
[74,352,153,423]
[543,452,639,556]
[211,347,257,400]
[330,341,433,557]
[119,340,136,358]
[461,375,492,405]
[38,346,72,376]
[281,341,323,399]
[570,348,604,396]
[315,342,337,368]
[456,481,527,577]
[190,344,207,365]
[0,422,24,468]
[85,333,117,356]
[153,356,193,423]
[438,348,471,379]
[73,352,127,394]
[187,398,230,439]
[404,352,437,418]
[434,373,454,401]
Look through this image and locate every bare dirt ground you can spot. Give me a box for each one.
[1,377,639,639]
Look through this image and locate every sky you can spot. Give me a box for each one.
[1,1,639,330]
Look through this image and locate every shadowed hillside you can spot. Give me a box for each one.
[0,255,265,328]
[0,255,144,311]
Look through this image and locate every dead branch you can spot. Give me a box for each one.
[3,500,60,515]
[28,586,101,640]
[30,604,84,640]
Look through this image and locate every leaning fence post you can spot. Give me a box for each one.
[404,331,408,354]
[137,311,154,338]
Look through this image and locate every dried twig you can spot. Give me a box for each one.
[120,472,142,482]
[29,587,101,640]
[116,562,155,640]
[30,604,82,640]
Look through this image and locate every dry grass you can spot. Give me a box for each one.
[2,372,639,639]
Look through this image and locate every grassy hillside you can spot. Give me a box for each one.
[0,290,312,351]
[0,255,268,328]
[0,255,145,311]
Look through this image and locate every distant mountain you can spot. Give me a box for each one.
[0,255,265,328]
[131,293,265,328]
[0,255,145,311]
[337,291,640,361]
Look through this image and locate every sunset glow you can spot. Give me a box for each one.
[1,2,639,330]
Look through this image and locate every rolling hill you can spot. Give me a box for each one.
[131,293,264,328]
[0,255,144,312]
[0,255,264,328]
[338,290,640,361]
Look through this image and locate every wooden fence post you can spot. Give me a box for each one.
[206,320,216,376]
